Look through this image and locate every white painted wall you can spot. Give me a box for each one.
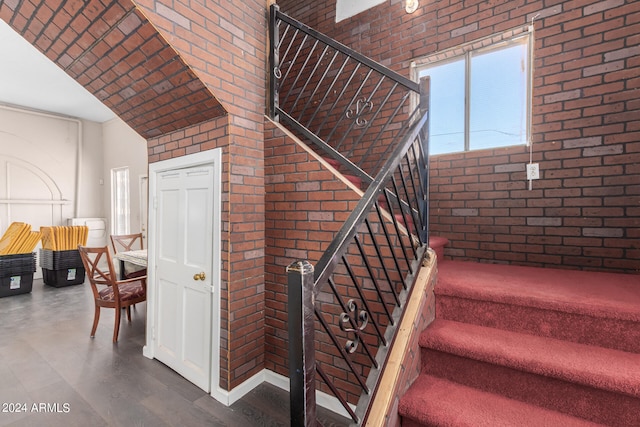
[0,105,85,231]
[102,118,148,237]
[78,119,105,218]
[336,0,386,22]
[0,105,147,244]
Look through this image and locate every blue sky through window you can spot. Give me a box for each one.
[423,59,465,155]
[418,38,529,155]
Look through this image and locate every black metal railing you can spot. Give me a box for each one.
[269,5,430,425]
[270,4,421,185]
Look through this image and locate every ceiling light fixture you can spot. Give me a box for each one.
[405,0,419,13]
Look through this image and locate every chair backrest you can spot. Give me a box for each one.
[110,233,144,253]
[78,245,117,298]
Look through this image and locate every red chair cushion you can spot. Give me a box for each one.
[98,282,145,302]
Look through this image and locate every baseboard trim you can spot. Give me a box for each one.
[210,370,265,406]
[209,368,353,419]
[264,370,354,419]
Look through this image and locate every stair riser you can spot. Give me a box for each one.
[436,294,640,353]
[421,348,640,427]
[430,243,445,261]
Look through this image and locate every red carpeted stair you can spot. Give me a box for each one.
[428,236,448,262]
[399,261,640,426]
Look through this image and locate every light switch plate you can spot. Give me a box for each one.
[527,163,540,180]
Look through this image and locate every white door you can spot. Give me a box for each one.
[153,165,215,391]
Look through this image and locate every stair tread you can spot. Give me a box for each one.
[437,261,640,322]
[421,319,640,397]
[399,375,604,427]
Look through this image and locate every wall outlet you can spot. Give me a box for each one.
[527,163,540,180]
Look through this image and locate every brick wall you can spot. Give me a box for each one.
[2,0,269,390]
[137,0,268,389]
[278,0,640,273]
[265,119,421,404]
[147,116,236,385]
[264,119,362,378]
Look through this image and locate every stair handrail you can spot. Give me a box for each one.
[269,5,419,107]
[287,111,430,425]
[314,111,430,288]
[270,5,431,425]
[269,4,422,182]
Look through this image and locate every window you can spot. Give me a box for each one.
[415,33,531,155]
[111,167,130,235]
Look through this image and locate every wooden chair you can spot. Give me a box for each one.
[110,233,146,278]
[78,245,146,343]
[110,232,144,253]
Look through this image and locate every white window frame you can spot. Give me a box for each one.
[110,166,130,235]
[412,27,533,155]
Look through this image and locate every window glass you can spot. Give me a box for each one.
[416,35,530,155]
[470,43,528,150]
[419,59,465,155]
[111,167,130,235]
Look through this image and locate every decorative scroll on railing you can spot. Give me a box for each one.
[291,112,429,425]
[270,5,431,425]
[269,4,421,184]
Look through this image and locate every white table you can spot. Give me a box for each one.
[114,249,147,279]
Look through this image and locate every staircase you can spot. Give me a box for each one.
[270,6,434,422]
[268,6,640,425]
[399,261,640,426]
[323,155,449,263]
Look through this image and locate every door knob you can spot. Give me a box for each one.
[193,272,206,281]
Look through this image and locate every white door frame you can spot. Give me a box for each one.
[144,148,222,398]
[139,174,148,246]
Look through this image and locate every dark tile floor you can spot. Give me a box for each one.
[0,278,350,426]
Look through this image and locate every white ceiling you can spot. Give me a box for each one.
[0,19,115,123]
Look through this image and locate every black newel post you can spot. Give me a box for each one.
[287,260,316,427]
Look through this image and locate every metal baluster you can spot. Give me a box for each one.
[314,63,362,136]
[316,365,358,422]
[315,307,369,391]
[341,255,386,346]
[290,44,329,116]
[335,74,385,152]
[374,197,406,289]
[278,26,301,81]
[388,177,414,274]
[326,277,377,365]
[344,80,399,161]
[370,104,421,172]
[298,49,339,121]
[354,234,394,324]
[325,69,374,147]
[407,143,427,245]
[281,39,320,109]
[364,217,401,306]
[304,53,351,129]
